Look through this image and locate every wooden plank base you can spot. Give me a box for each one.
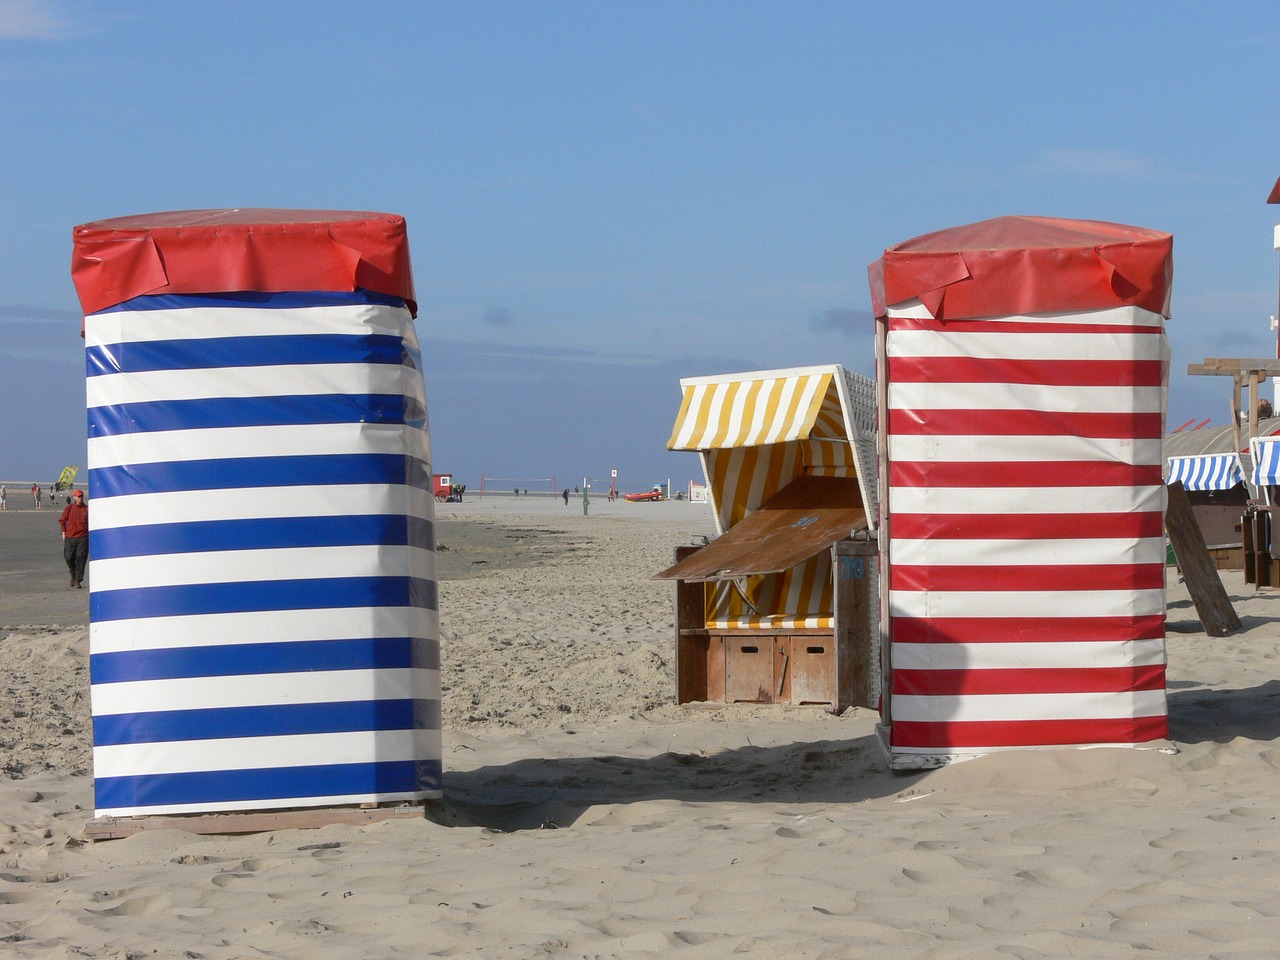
[85,801,432,841]
[1166,481,1242,635]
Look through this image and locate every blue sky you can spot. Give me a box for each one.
[2,1,1278,491]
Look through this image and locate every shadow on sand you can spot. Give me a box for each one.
[1167,678,1280,746]
[431,734,925,831]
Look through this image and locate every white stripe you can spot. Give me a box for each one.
[672,374,835,450]
[88,422,430,469]
[889,588,1166,619]
[1168,454,1243,491]
[891,639,1167,671]
[86,363,425,408]
[762,376,811,446]
[885,329,1167,361]
[888,382,1166,413]
[688,382,727,450]
[889,537,1166,566]
[90,606,439,654]
[96,782,442,818]
[887,434,1162,465]
[89,484,435,530]
[741,380,775,448]
[92,728,438,779]
[88,544,436,592]
[891,690,1167,723]
[85,302,415,347]
[90,667,438,715]
[1251,438,1280,485]
[888,485,1165,515]
[884,305,1163,327]
[707,617,832,629]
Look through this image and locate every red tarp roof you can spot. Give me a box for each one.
[867,215,1172,322]
[71,208,417,317]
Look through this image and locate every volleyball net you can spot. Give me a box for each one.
[477,474,558,498]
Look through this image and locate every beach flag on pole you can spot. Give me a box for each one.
[868,216,1173,767]
[71,209,441,817]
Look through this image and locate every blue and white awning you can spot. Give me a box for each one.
[1251,437,1280,486]
[1166,454,1244,491]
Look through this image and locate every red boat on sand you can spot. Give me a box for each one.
[623,487,665,502]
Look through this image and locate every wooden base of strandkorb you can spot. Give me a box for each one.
[85,801,431,841]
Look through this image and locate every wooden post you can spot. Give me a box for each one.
[833,538,878,712]
[673,545,710,703]
[1166,480,1242,636]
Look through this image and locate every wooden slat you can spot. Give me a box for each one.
[1166,480,1242,636]
[1188,358,1280,375]
[85,803,428,840]
[653,475,865,581]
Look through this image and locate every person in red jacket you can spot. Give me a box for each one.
[59,489,89,589]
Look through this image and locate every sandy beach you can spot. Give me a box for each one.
[3,494,1280,958]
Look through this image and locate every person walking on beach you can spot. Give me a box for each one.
[59,489,89,588]
[0,486,6,510]
[562,488,570,506]
[32,483,42,509]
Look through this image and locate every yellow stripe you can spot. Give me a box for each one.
[707,380,745,449]
[666,386,699,450]
[668,372,838,451]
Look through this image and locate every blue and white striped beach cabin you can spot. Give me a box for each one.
[72,210,440,818]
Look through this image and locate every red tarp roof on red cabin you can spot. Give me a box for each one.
[867,215,1173,322]
[71,208,417,318]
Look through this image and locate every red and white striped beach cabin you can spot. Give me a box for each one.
[869,216,1173,767]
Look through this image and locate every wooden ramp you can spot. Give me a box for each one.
[1166,480,1242,637]
[85,802,428,841]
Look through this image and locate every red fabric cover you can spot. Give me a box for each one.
[71,209,417,317]
[868,216,1172,321]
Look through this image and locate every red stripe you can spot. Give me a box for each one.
[890,616,1166,644]
[889,460,1163,487]
[892,665,1166,697]
[889,512,1165,540]
[887,408,1164,439]
[891,715,1168,748]
[887,316,1165,336]
[889,563,1165,592]
[887,356,1165,387]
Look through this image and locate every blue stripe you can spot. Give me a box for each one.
[88,454,430,500]
[90,636,440,684]
[1168,455,1243,491]
[86,334,412,376]
[94,759,441,811]
[91,514,434,561]
[91,290,408,314]
[1254,442,1280,485]
[88,394,425,435]
[90,577,438,622]
[92,698,441,746]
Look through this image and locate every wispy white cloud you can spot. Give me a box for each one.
[0,303,82,322]
[1028,148,1190,182]
[0,0,77,40]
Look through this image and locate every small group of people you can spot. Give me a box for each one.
[0,483,55,510]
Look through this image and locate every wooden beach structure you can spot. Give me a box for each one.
[656,365,879,713]
[70,209,440,836]
[869,216,1175,768]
